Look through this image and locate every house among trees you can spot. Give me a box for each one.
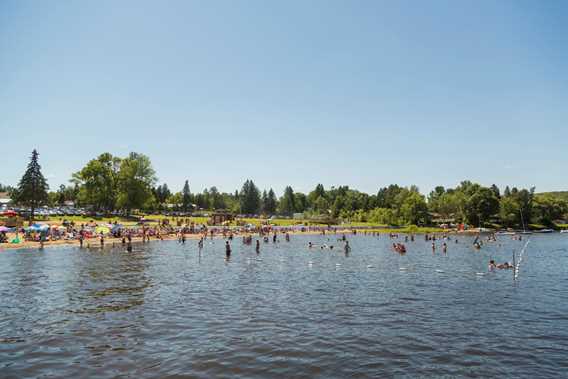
[209,211,234,225]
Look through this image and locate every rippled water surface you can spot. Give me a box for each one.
[1,233,568,378]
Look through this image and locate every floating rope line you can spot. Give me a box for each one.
[515,239,530,280]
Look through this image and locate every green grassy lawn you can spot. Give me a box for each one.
[34,215,445,233]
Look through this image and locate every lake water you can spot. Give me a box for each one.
[1,233,567,378]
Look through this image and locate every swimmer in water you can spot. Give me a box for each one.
[225,241,231,258]
[308,242,313,248]
[498,262,513,269]
[488,260,497,271]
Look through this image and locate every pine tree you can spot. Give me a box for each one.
[182,180,192,212]
[13,149,49,221]
[239,179,261,214]
[261,190,268,213]
[266,188,278,215]
[279,186,296,216]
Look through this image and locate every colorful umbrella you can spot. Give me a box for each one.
[27,224,49,232]
[0,226,11,232]
[111,224,123,232]
[95,226,110,234]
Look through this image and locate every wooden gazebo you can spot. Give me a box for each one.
[209,211,234,225]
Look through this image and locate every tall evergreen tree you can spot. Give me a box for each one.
[13,149,49,221]
[279,186,296,216]
[265,188,278,215]
[182,180,192,211]
[261,190,268,213]
[490,184,501,199]
[239,179,261,214]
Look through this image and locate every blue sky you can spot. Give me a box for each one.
[1,0,567,196]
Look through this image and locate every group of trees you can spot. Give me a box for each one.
[69,152,157,214]
[6,150,568,227]
[0,183,14,193]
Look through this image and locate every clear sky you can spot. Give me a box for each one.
[1,0,567,196]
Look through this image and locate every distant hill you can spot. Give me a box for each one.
[536,191,568,201]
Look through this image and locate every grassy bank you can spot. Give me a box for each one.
[28,215,448,233]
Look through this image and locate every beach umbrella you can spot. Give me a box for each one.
[26,224,49,232]
[0,226,10,232]
[111,224,123,232]
[3,210,17,217]
[95,226,110,234]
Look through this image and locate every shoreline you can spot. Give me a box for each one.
[0,228,480,252]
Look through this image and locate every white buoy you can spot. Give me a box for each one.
[435,269,444,273]
[367,265,374,268]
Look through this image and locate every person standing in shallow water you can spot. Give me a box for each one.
[256,240,260,254]
[225,241,231,258]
